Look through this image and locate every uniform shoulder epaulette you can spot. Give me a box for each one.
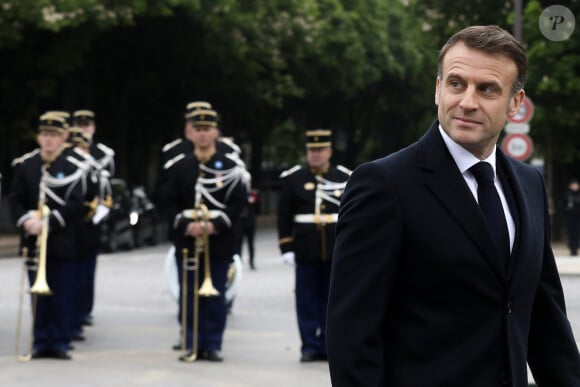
[279,165,301,179]
[11,149,40,167]
[66,155,91,171]
[225,152,246,168]
[337,164,353,176]
[73,147,92,161]
[218,137,241,155]
[164,153,186,170]
[162,138,182,153]
[96,142,115,156]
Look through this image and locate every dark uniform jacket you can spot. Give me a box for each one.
[154,137,242,208]
[10,150,85,260]
[67,147,102,255]
[277,164,350,264]
[327,121,580,387]
[89,142,115,176]
[165,152,246,261]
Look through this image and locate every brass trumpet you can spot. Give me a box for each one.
[179,204,219,362]
[30,203,52,295]
[16,201,52,361]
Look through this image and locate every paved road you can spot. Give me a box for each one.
[1,220,580,386]
[0,224,331,387]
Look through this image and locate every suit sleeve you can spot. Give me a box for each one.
[527,170,580,385]
[9,165,33,227]
[276,176,295,254]
[327,161,402,387]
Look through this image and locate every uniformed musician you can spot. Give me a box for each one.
[165,108,246,362]
[71,109,115,327]
[277,129,351,362]
[10,113,86,359]
[153,101,212,212]
[66,127,111,342]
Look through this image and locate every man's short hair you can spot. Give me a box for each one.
[437,25,527,95]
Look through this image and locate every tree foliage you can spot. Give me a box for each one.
[1,0,579,205]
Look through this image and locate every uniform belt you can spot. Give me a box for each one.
[294,213,338,224]
[182,209,223,220]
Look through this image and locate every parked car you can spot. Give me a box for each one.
[130,186,160,247]
[100,179,160,253]
[100,179,135,252]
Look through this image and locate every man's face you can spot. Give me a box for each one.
[37,130,67,157]
[184,120,195,141]
[191,124,218,150]
[306,147,332,170]
[435,42,525,159]
[78,121,96,140]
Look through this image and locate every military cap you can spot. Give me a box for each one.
[72,109,95,124]
[38,113,67,133]
[306,129,332,148]
[68,126,91,148]
[185,101,212,118]
[189,109,218,127]
[44,111,71,128]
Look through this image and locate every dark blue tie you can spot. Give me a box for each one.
[470,162,510,258]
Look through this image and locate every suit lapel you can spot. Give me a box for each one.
[418,123,508,284]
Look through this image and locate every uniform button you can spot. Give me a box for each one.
[506,302,512,314]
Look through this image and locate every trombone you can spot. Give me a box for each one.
[15,198,52,361]
[179,204,219,362]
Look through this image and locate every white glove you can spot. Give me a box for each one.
[92,204,110,225]
[282,252,296,267]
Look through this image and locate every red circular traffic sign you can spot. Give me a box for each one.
[502,133,533,161]
[508,97,534,124]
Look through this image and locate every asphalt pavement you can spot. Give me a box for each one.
[0,218,578,386]
[0,221,331,387]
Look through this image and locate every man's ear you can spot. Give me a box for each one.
[435,77,441,106]
[507,89,525,117]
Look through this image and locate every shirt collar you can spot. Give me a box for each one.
[438,124,497,175]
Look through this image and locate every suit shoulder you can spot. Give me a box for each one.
[11,149,40,167]
[279,165,302,179]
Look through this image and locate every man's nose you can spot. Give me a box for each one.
[459,86,478,111]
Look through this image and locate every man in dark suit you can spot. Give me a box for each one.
[327,25,580,387]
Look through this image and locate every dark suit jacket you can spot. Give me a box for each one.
[327,121,580,387]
